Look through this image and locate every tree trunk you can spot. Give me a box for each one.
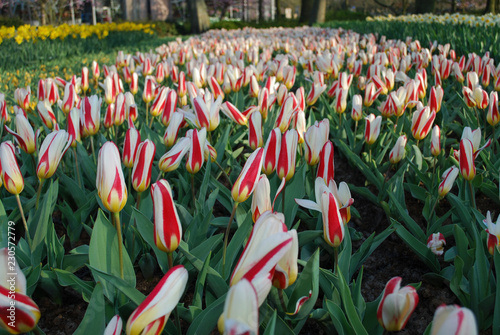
[299,0,314,23]
[189,0,210,33]
[485,0,496,14]
[259,0,264,21]
[275,0,281,19]
[414,0,435,13]
[309,0,326,24]
[451,0,456,12]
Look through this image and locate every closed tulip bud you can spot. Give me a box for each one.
[364,114,382,145]
[438,166,459,197]
[294,109,307,144]
[427,233,446,256]
[191,95,210,129]
[36,100,57,130]
[129,72,139,95]
[178,71,187,97]
[251,174,272,223]
[459,139,475,181]
[204,141,217,162]
[208,77,224,101]
[123,66,132,84]
[232,147,264,203]
[161,90,178,127]
[488,91,499,126]
[142,77,155,104]
[37,79,46,101]
[249,75,260,98]
[0,94,9,123]
[114,93,126,126]
[275,94,298,133]
[37,130,72,180]
[218,279,259,335]
[430,305,477,335]
[186,128,206,174]
[389,135,407,164]
[14,86,31,111]
[151,87,168,118]
[0,248,41,334]
[163,111,184,147]
[249,112,263,150]
[103,76,115,105]
[67,108,80,148]
[0,141,24,195]
[484,211,500,255]
[273,229,298,289]
[159,137,191,172]
[304,119,330,166]
[411,105,436,140]
[277,129,298,182]
[81,67,89,93]
[473,87,489,109]
[103,103,115,129]
[377,277,419,331]
[96,141,128,213]
[61,83,76,114]
[126,266,188,335]
[151,179,182,253]
[123,125,141,168]
[262,128,281,175]
[429,85,444,113]
[306,83,327,106]
[334,88,348,114]
[221,101,248,126]
[155,63,165,84]
[431,125,441,156]
[92,60,100,79]
[317,141,335,184]
[351,94,363,121]
[364,82,382,107]
[80,95,101,137]
[104,315,123,335]
[5,114,37,154]
[132,140,156,193]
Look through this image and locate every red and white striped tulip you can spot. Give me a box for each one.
[364,114,382,145]
[431,125,441,157]
[459,139,475,181]
[126,266,188,335]
[218,279,259,335]
[249,75,259,98]
[317,141,335,184]
[0,248,41,334]
[160,89,177,127]
[130,72,139,95]
[262,128,281,175]
[330,180,354,225]
[272,229,298,290]
[104,315,123,335]
[186,128,207,174]
[411,104,436,140]
[81,67,89,93]
[96,141,128,213]
[80,95,101,137]
[427,233,446,256]
[163,111,184,147]
[438,166,459,197]
[0,142,24,195]
[306,82,327,106]
[36,130,72,180]
[61,83,76,114]
[277,129,298,182]
[152,179,182,253]
[159,138,191,172]
[351,94,363,121]
[92,60,100,80]
[142,76,155,104]
[132,140,156,193]
[177,71,187,97]
[114,93,126,126]
[37,100,57,130]
[14,87,31,110]
[123,125,141,168]
[377,277,419,332]
[389,135,407,164]
[488,91,499,126]
[304,119,330,166]
[208,77,224,100]
[251,174,272,223]
[221,101,248,126]
[429,85,444,113]
[363,82,382,107]
[484,211,500,255]
[67,108,80,148]
[4,114,37,154]
[103,103,115,129]
[0,94,9,123]
[275,94,298,133]
[249,111,263,150]
[430,305,477,335]
[232,147,264,203]
[151,87,168,118]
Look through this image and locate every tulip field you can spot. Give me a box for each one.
[1,22,500,335]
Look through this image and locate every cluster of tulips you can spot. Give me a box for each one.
[1,25,498,334]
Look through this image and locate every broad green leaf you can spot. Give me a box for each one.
[73,283,106,335]
[187,294,226,335]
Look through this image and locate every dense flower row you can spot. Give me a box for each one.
[367,12,500,27]
[0,22,154,45]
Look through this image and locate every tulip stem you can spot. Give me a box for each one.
[222,202,239,278]
[468,181,476,210]
[90,136,96,163]
[369,146,372,163]
[73,147,82,189]
[278,288,287,312]
[31,154,37,173]
[282,182,286,214]
[148,115,154,128]
[191,174,196,206]
[113,212,125,280]
[35,178,44,210]
[354,121,358,145]
[146,102,149,126]
[333,247,339,275]
[214,159,232,188]
[167,252,174,269]
[15,194,31,248]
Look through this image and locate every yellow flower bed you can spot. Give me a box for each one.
[366,13,500,28]
[0,22,154,45]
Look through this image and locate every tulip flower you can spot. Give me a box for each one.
[123,124,141,168]
[364,113,382,145]
[377,277,419,332]
[438,166,459,197]
[67,108,81,148]
[275,94,298,133]
[0,141,24,195]
[306,82,327,106]
[126,266,188,335]
[262,128,281,175]
[161,89,178,127]
[272,229,298,289]
[483,211,500,255]
[4,114,37,155]
[159,137,191,172]
[14,86,31,111]
[427,233,446,256]
[186,128,207,174]
[459,139,475,181]
[163,112,184,147]
[277,129,298,182]
[430,305,477,335]
[36,100,57,130]
[431,125,441,157]
[218,279,259,335]
[60,83,77,114]
[221,101,248,126]
[152,179,183,254]
[246,110,263,150]
[317,141,335,184]
[488,91,499,126]
[36,130,72,180]
[251,174,272,223]
[132,140,156,193]
[232,147,264,203]
[151,87,168,118]
[96,141,128,213]
[178,71,187,97]
[389,135,407,164]
[104,315,123,335]
[364,82,382,107]
[429,85,444,113]
[113,93,126,126]
[81,67,89,93]
[0,93,9,123]
[208,77,224,100]
[92,60,100,80]
[130,73,139,95]
[304,119,330,166]
[103,104,115,129]
[411,104,436,141]
[351,94,363,121]
[0,248,41,334]
[80,95,102,137]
